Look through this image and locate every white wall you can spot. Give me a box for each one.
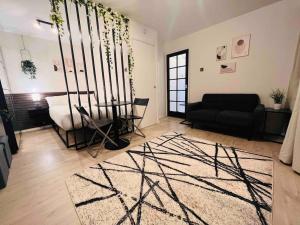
[130,21,160,126]
[156,40,167,119]
[0,32,66,93]
[163,0,300,109]
[0,21,158,92]
[0,18,161,127]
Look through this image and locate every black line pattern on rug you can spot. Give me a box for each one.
[71,133,272,225]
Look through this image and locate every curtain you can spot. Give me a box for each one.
[279,35,300,173]
[287,36,300,109]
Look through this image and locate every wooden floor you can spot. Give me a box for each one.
[0,117,299,225]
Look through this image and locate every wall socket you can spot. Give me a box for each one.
[200,67,204,72]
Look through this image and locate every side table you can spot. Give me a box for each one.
[28,107,52,127]
[263,107,291,144]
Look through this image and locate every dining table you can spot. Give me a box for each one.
[95,99,132,150]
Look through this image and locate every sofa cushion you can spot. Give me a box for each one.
[188,109,220,122]
[216,110,253,127]
[202,94,259,112]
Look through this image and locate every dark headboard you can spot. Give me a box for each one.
[5,91,94,131]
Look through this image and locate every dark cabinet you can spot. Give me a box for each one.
[263,108,291,143]
[28,107,52,127]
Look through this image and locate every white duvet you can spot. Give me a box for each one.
[46,94,111,131]
[49,104,104,131]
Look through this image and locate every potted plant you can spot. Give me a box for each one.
[270,89,285,110]
[21,60,37,79]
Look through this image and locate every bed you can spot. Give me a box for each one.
[46,94,108,131]
[49,104,102,130]
[46,94,130,148]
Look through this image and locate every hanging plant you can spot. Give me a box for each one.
[122,17,135,82]
[101,8,114,69]
[20,36,37,79]
[49,0,135,94]
[112,12,122,45]
[21,60,37,79]
[75,0,86,6]
[85,0,95,17]
[49,0,64,35]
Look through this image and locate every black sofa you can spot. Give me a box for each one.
[186,94,265,139]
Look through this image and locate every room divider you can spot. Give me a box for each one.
[49,0,134,149]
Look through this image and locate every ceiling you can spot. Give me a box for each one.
[0,0,281,41]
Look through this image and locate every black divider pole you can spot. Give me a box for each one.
[129,77,134,132]
[64,0,84,129]
[64,0,81,106]
[51,0,77,148]
[120,43,128,124]
[75,2,92,117]
[85,5,101,119]
[95,8,108,117]
[112,29,121,115]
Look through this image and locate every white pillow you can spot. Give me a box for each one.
[45,95,68,107]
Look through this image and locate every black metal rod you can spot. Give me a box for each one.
[64,0,87,146]
[128,48,135,132]
[120,43,128,121]
[85,4,101,119]
[112,29,121,115]
[95,7,108,117]
[51,0,77,148]
[129,77,135,132]
[36,19,53,26]
[75,2,92,117]
[64,0,83,119]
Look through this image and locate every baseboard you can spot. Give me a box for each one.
[14,125,52,134]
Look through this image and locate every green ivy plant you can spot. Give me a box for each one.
[49,0,134,86]
[21,60,37,79]
[49,0,64,34]
[100,6,114,69]
[121,16,134,79]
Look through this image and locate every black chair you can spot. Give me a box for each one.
[74,105,117,158]
[121,98,149,138]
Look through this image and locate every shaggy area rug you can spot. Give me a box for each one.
[66,132,273,225]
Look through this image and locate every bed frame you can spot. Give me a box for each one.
[52,120,131,150]
[53,124,100,149]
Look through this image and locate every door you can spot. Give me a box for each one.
[132,39,157,128]
[167,49,189,118]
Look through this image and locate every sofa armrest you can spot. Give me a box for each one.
[187,102,202,112]
[253,104,265,115]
